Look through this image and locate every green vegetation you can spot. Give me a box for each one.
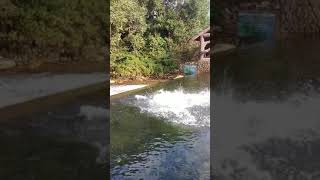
[0,0,208,74]
[0,0,107,64]
[111,0,209,78]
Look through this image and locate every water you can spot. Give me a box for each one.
[134,88,210,126]
[2,39,319,179]
[0,87,108,179]
[111,75,210,179]
[212,39,320,179]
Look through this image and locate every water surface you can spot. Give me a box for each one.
[212,39,320,180]
[111,74,210,179]
[0,87,108,180]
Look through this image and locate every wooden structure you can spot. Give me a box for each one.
[191,27,210,62]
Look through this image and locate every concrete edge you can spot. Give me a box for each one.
[110,80,172,102]
[0,81,108,121]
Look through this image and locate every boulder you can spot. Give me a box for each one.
[174,75,184,79]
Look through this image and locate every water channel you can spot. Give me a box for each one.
[212,39,320,179]
[111,74,210,179]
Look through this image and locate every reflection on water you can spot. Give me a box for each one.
[0,89,108,179]
[212,39,320,179]
[111,75,210,179]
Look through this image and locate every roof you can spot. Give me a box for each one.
[191,27,210,41]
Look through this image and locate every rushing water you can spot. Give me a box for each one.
[212,39,320,180]
[134,88,210,127]
[111,74,210,179]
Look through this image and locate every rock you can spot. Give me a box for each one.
[110,80,115,84]
[198,61,210,73]
[0,59,16,70]
[136,76,147,81]
[174,75,184,79]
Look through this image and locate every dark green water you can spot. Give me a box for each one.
[0,88,108,180]
[212,40,320,180]
[111,75,210,179]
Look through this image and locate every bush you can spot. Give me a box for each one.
[110,0,209,79]
[111,50,178,78]
[145,34,167,59]
[0,0,107,63]
[111,52,145,78]
[153,58,178,76]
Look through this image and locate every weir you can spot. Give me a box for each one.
[111,74,210,179]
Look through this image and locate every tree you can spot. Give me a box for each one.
[110,0,209,78]
[0,0,107,63]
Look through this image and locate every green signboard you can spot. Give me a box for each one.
[238,12,276,41]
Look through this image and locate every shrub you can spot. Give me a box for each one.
[110,0,209,79]
[111,50,178,78]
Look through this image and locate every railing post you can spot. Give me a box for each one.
[200,35,205,60]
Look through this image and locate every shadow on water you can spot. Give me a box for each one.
[111,74,210,179]
[0,87,108,180]
[212,39,320,180]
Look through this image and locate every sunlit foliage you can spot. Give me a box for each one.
[111,0,209,78]
[0,0,107,63]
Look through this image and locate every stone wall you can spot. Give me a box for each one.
[213,0,320,43]
[197,61,210,74]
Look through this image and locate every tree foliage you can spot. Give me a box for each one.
[0,0,107,63]
[111,0,209,78]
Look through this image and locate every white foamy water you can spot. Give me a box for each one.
[133,89,210,127]
[110,85,146,96]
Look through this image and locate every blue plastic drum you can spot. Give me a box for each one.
[183,64,197,76]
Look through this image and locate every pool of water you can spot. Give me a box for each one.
[111,74,210,179]
[212,39,320,179]
[0,87,108,179]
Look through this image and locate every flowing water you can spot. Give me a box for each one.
[111,75,210,179]
[212,39,320,180]
[0,87,108,179]
[1,39,319,180]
